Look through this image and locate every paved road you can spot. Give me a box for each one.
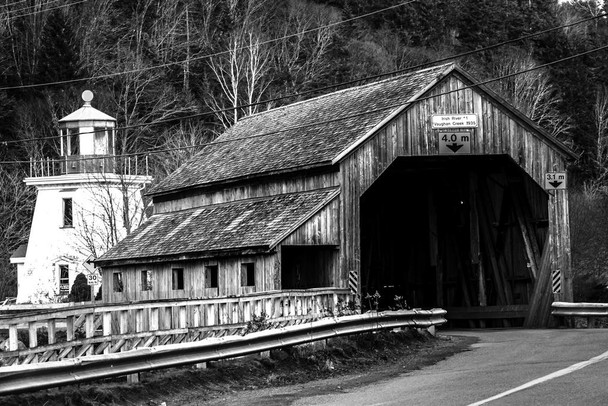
[293,329,608,406]
[207,329,608,405]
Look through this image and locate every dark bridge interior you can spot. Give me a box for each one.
[360,155,548,327]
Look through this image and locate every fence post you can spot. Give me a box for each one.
[47,320,56,345]
[103,312,111,354]
[85,314,95,355]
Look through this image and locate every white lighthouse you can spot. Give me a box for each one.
[14,91,152,303]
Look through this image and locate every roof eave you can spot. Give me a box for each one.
[95,246,271,268]
[450,66,579,161]
[331,64,456,165]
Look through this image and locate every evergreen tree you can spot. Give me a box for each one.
[37,10,83,85]
[69,273,91,302]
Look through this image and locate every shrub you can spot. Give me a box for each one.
[68,273,91,302]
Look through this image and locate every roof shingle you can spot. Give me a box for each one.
[150,64,453,195]
[96,188,339,263]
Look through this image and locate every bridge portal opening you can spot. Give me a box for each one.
[360,155,548,327]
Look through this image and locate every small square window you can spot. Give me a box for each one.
[241,263,255,287]
[62,198,73,227]
[141,270,152,291]
[113,272,123,293]
[172,268,184,290]
[205,265,218,289]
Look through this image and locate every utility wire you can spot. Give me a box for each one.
[4,0,86,20]
[4,0,63,15]
[0,0,417,91]
[1,9,605,147]
[2,43,606,165]
[0,0,28,10]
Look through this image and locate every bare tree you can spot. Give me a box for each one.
[587,85,608,193]
[0,167,36,300]
[482,47,573,139]
[74,171,149,259]
[273,0,341,90]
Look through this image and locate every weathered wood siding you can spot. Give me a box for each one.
[339,73,572,299]
[280,198,340,246]
[102,254,278,303]
[154,172,339,214]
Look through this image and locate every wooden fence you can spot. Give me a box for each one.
[0,288,353,367]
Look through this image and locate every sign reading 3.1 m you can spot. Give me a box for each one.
[545,172,567,190]
[438,132,471,154]
[431,114,478,129]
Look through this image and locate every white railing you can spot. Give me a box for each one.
[0,288,353,366]
[28,155,149,177]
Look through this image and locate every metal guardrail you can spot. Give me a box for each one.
[0,308,446,395]
[0,288,352,366]
[551,302,608,317]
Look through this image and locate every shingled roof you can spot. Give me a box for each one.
[96,188,339,265]
[150,64,454,196]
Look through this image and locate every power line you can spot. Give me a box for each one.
[1,9,605,147]
[4,0,63,15]
[0,0,28,9]
[0,0,417,91]
[4,0,86,20]
[1,2,603,93]
[2,43,606,165]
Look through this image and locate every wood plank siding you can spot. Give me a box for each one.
[103,254,277,303]
[154,172,339,214]
[339,73,572,302]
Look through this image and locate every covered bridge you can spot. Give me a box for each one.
[96,63,576,327]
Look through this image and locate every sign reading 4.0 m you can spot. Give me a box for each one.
[438,132,471,155]
[431,114,478,129]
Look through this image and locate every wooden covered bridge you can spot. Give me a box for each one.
[95,63,575,327]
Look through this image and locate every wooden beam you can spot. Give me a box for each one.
[447,305,529,320]
[428,187,442,307]
[476,183,508,305]
[524,237,553,327]
[510,185,540,281]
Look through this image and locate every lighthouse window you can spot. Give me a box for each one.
[94,127,106,154]
[68,128,79,155]
[59,265,69,294]
[62,198,73,227]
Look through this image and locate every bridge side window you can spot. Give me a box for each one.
[241,263,255,287]
[141,270,152,291]
[113,272,123,293]
[205,265,218,288]
[172,268,184,290]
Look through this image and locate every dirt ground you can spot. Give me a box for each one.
[0,328,476,406]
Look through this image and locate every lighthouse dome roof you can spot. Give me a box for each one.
[59,91,116,123]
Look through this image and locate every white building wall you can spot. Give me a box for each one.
[18,173,151,303]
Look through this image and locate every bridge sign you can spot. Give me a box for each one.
[438,132,471,154]
[545,172,567,190]
[431,114,478,129]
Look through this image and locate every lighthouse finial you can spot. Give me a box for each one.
[82,90,94,105]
